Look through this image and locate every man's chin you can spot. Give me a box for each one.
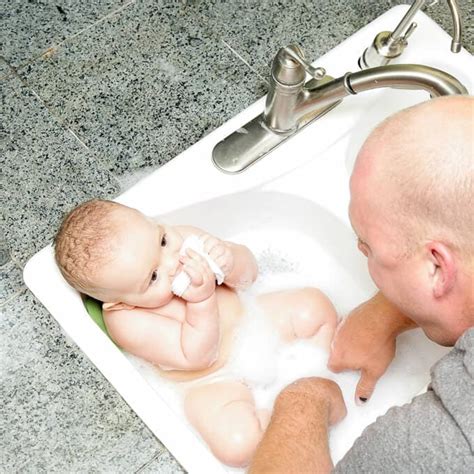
[423,327,455,347]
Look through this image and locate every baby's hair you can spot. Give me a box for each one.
[54,199,123,295]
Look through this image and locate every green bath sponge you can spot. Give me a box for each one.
[83,296,110,338]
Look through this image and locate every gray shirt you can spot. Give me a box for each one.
[334,328,474,473]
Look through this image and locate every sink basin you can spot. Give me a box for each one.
[24,6,473,473]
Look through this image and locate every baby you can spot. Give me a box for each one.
[54,199,337,467]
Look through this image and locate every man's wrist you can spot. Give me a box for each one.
[274,395,330,439]
[384,307,417,337]
[372,293,417,337]
[274,378,336,424]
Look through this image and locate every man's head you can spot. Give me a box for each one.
[349,96,473,345]
[54,199,183,307]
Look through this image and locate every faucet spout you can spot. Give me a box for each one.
[447,0,463,53]
[293,64,468,125]
[212,45,468,174]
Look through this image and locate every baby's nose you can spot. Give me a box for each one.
[163,253,180,274]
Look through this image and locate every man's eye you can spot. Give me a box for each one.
[150,270,158,285]
[161,234,167,247]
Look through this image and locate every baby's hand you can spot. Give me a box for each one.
[180,249,216,303]
[201,233,234,278]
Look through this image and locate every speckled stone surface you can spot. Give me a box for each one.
[0,0,132,68]
[1,0,473,472]
[137,451,185,474]
[0,57,14,80]
[18,0,267,178]
[1,75,119,267]
[423,0,473,50]
[0,290,163,472]
[179,0,472,79]
[0,260,25,306]
[200,0,388,78]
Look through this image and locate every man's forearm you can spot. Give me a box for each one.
[372,292,418,337]
[249,396,333,474]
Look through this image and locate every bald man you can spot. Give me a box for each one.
[249,96,474,473]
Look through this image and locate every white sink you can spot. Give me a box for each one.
[24,6,473,473]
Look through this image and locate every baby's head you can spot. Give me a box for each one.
[54,199,183,307]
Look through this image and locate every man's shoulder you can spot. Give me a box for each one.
[456,327,474,358]
[430,326,474,451]
[432,326,474,387]
[334,388,473,473]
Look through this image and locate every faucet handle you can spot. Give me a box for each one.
[399,21,418,42]
[282,45,326,80]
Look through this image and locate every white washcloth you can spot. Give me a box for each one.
[171,235,225,297]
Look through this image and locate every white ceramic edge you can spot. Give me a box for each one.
[23,6,473,473]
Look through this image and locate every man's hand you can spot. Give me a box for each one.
[200,233,235,278]
[180,249,216,303]
[328,292,417,404]
[249,377,346,474]
[276,377,347,426]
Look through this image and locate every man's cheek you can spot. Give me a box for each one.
[367,259,382,289]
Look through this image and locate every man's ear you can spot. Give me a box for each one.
[426,242,456,298]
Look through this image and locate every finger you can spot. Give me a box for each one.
[328,347,354,373]
[185,249,212,269]
[184,253,214,282]
[201,235,220,253]
[327,320,351,373]
[214,255,228,270]
[185,248,206,260]
[355,369,380,405]
[327,352,344,373]
[183,264,204,286]
[209,246,226,261]
[329,384,348,425]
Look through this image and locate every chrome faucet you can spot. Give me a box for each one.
[212,44,467,173]
[359,0,463,69]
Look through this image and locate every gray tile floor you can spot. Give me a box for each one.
[1,1,472,472]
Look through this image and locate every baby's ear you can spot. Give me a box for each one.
[102,302,136,311]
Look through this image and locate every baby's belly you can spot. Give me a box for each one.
[155,286,244,382]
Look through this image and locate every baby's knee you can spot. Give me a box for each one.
[184,382,266,467]
[210,400,266,466]
[293,287,338,339]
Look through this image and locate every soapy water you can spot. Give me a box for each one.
[126,229,450,468]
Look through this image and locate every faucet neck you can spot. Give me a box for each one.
[267,64,468,133]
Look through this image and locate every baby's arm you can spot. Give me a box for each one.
[105,250,220,370]
[104,294,219,371]
[220,240,258,290]
[177,225,258,290]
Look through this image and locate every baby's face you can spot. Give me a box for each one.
[95,208,183,307]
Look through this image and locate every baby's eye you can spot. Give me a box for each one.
[161,234,167,247]
[150,270,159,285]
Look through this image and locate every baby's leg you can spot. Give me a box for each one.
[184,381,270,467]
[257,287,337,350]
